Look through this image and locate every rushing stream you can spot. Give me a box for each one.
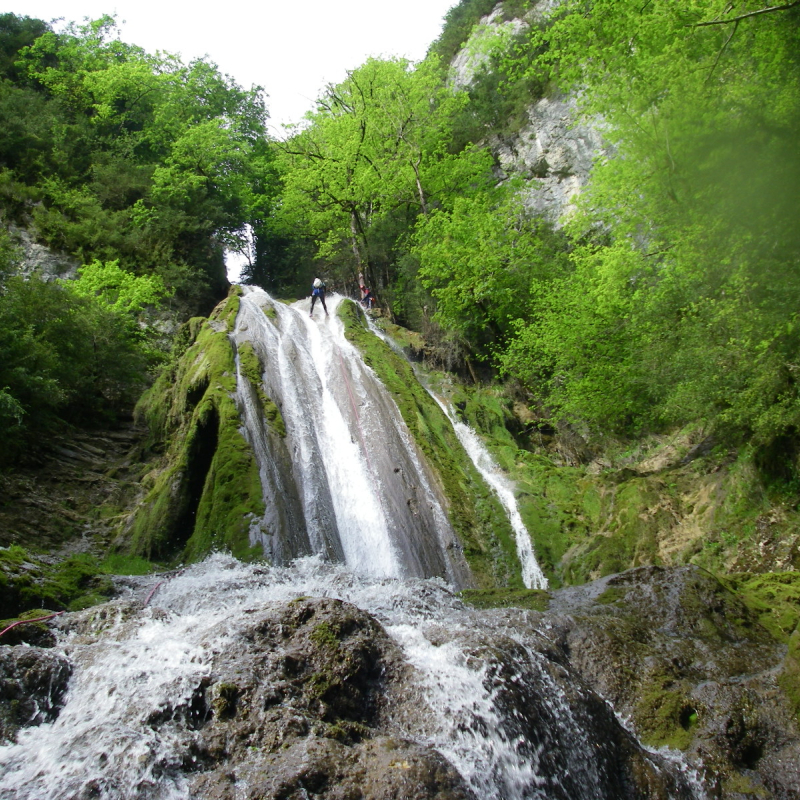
[0,555,704,800]
[0,292,706,799]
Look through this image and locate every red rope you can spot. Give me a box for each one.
[143,581,165,606]
[0,611,65,639]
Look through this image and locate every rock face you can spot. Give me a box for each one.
[547,566,800,799]
[0,646,72,743]
[493,94,608,223]
[6,223,78,281]
[450,0,609,225]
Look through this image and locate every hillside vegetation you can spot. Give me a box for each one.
[1,2,799,584]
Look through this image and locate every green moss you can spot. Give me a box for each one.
[0,608,61,646]
[596,586,627,605]
[339,300,522,589]
[129,293,266,562]
[99,554,159,576]
[211,682,239,719]
[310,621,341,649]
[721,774,769,798]
[0,547,114,618]
[459,588,550,611]
[237,341,286,437]
[634,681,698,751]
[725,572,800,642]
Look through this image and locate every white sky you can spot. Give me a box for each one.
[12,0,458,131]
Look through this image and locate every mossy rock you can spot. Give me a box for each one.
[459,588,550,611]
[0,608,61,647]
[633,681,699,751]
[0,546,115,619]
[129,292,265,563]
[779,624,800,723]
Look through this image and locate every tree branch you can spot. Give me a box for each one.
[695,1,800,26]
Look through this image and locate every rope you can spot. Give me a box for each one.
[143,581,165,606]
[0,611,65,639]
[143,569,184,607]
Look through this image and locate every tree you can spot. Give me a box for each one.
[496,0,800,443]
[275,56,492,298]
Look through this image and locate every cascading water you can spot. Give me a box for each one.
[0,555,705,800]
[363,313,547,590]
[0,293,708,799]
[232,287,470,587]
[436,402,547,590]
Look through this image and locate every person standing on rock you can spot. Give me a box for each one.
[310,277,328,318]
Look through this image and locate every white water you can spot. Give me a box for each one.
[438,401,548,590]
[0,556,704,799]
[232,288,469,586]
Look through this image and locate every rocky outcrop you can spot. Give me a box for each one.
[545,566,800,799]
[126,288,267,562]
[6,223,78,281]
[449,1,609,225]
[493,93,608,222]
[4,560,797,798]
[154,597,478,800]
[0,646,72,743]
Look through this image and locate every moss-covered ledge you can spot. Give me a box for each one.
[126,288,265,563]
[338,300,522,589]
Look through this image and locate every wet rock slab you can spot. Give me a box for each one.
[544,565,800,799]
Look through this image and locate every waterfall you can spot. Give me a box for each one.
[0,556,706,800]
[0,293,709,799]
[362,313,547,590]
[232,288,470,587]
[436,402,548,591]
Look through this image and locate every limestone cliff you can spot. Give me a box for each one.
[449,0,610,224]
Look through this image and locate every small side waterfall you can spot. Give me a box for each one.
[232,288,470,586]
[362,313,547,590]
[436,402,548,590]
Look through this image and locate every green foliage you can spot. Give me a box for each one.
[430,0,505,64]
[0,13,279,308]
[274,55,493,300]
[415,190,570,358]
[69,259,169,317]
[0,273,152,464]
[487,0,800,456]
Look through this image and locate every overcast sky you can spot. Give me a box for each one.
[13,0,457,131]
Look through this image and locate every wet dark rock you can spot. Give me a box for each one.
[0,646,72,743]
[177,597,477,799]
[545,565,800,799]
[399,621,697,800]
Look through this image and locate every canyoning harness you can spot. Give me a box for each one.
[312,278,326,296]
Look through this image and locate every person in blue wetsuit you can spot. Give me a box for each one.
[310,277,328,318]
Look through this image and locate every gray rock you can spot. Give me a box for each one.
[545,565,800,799]
[7,224,78,281]
[0,646,73,743]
